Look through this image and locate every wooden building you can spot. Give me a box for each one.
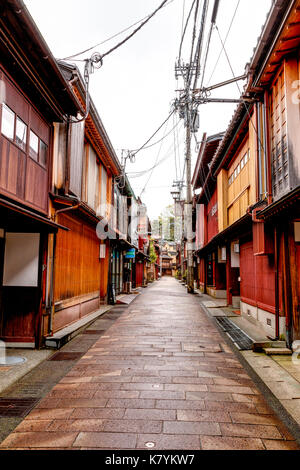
[0,1,80,348]
[193,0,300,346]
[193,133,225,298]
[47,62,122,338]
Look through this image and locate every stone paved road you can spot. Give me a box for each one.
[1,278,299,450]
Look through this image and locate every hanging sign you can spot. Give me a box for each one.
[125,248,135,259]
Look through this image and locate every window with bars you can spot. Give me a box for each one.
[269,68,289,200]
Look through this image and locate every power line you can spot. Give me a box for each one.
[214,25,266,174]
[62,0,172,62]
[206,0,241,87]
[187,0,200,87]
[128,122,184,178]
[199,0,220,91]
[130,109,175,157]
[175,114,182,177]
[139,117,172,197]
[192,0,209,91]
[173,113,179,180]
[130,117,179,154]
[178,0,198,64]
[181,0,187,38]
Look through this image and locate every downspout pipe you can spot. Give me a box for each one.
[274,227,280,340]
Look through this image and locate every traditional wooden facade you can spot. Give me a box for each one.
[193,133,225,298]
[193,0,300,346]
[46,62,122,337]
[0,1,80,348]
[242,0,300,346]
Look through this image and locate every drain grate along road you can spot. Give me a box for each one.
[82,329,106,335]
[47,352,84,361]
[0,398,40,418]
[215,317,254,351]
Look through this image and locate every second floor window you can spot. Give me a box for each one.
[29,130,48,166]
[1,103,48,166]
[16,117,27,150]
[1,104,15,140]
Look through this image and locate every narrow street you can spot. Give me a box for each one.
[0,278,299,451]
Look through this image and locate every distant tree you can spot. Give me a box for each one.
[152,205,176,242]
[149,239,157,263]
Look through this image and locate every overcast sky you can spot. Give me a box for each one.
[24,0,272,219]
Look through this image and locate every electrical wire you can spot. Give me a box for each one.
[199,0,220,91]
[173,113,179,180]
[178,0,198,64]
[128,122,185,178]
[130,109,175,157]
[206,0,240,88]
[140,117,171,197]
[181,0,186,38]
[192,0,209,91]
[130,117,179,154]
[187,0,200,87]
[62,0,172,62]
[175,114,182,177]
[214,25,266,173]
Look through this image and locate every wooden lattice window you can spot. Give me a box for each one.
[269,68,289,200]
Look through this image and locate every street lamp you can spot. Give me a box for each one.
[171,190,180,202]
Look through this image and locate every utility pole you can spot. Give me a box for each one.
[185,99,194,293]
[172,0,255,295]
[160,236,163,279]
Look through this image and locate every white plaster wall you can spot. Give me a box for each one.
[241,301,286,339]
[241,301,258,321]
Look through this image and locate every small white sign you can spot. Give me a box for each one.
[3,233,40,287]
[99,244,106,259]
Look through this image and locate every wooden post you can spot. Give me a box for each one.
[226,244,232,306]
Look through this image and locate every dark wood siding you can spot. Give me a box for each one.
[0,69,50,214]
[54,213,101,302]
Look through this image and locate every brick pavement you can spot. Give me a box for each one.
[1,278,299,450]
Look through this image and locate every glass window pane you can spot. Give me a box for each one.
[39,140,47,166]
[16,117,27,150]
[29,130,39,160]
[1,104,15,140]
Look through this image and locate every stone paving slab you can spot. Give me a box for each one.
[0,349,53,395]
[241,350,300,424]
[0,278,299,450]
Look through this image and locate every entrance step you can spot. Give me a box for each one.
[252,341,286,352]
[116,293,140,305]
[263,347,292,356]
[44,306,111,350]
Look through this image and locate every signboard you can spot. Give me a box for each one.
[3,233,40,287]
[125,248,135,259]
[99,244,106,259]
